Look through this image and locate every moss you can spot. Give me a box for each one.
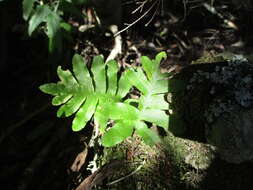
[95,131,216,190]
[191,53,225,65]
[96,134,172,189]
[163,132,216,170]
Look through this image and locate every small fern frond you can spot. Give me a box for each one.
[40,52,170,147]
[40,54,132,132]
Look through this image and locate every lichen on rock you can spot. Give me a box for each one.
[170,53,253,163]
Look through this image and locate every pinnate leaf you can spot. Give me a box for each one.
[72,96,98,131]
[135,121,160,145]
[127,52,169,130]
[40,52,171,147]
[39,54,133,132]
[102,121,134,147]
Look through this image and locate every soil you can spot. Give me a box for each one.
[1,1,253,190]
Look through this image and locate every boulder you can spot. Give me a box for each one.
[206,106,253,163]
[169,54,253,163]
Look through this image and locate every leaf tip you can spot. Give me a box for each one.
[39,84,48,93]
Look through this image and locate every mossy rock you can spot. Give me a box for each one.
[95,132,216,190]
[163,132,216,170]
[169,53,253,163]
[168,61,228,141]
[97,134,172,190]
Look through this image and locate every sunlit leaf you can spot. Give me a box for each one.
[72,54,93,92]
[72,95,98,131]
[155,51,167,66]
[135,121,160,145]
[141,56,153,80]
[128,52,170,130]
[39,83,64,96]
[106,60,118,95]
[39,54,134,133]
[139,94,168,110]
[91,56,106,93]
[104,102,140,121]
[117,69,134,98]
[126,68,149,95]
[140,109,169,130]
[40,52,172,147]
[52,94,72,106]
[102,121,134,147]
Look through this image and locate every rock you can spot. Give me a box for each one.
[206,106,253,163]
[170,53,253,163]
[163,132,217,170]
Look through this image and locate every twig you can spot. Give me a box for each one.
[132,0,148,14]
[145,0,160,26]
[105,25,122,62]
[106,161,145,186]
[114,0,158,37]
[182,0,188,20]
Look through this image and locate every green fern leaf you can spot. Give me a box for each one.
[125,51,169,130]
[39,54,132,132]
[135,121,160,146]
[102,52,169,146]
[40,52,170,147]
[102,120,134,147]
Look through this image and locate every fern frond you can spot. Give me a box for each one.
[40,54,131,132]
[40,52,170,147]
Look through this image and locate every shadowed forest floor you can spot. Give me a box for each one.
[1,1,253,189]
